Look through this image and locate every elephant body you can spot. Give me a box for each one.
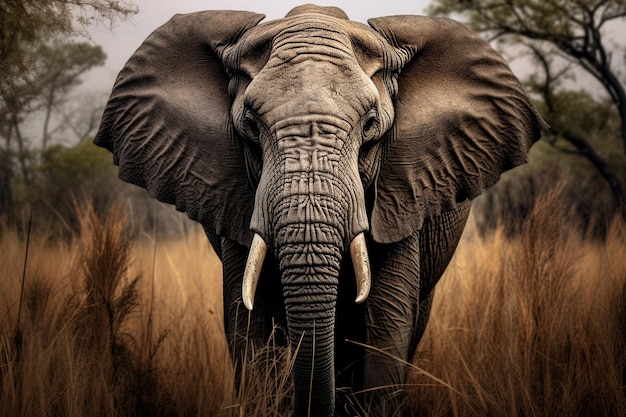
[212,199,471,416]
[95,4,547,416]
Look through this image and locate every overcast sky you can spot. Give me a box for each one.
[85,1,432,93]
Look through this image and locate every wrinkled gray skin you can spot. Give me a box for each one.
[95,4,547,416]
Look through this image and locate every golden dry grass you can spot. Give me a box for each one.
[0,192,624,416]
[0,203,234,417]
[408,192,626,416]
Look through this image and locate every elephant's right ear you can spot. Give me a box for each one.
[94,11,265,247]
[367,16,548,244]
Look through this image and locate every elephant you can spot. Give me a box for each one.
[94,4,547,416]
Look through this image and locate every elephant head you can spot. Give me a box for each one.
[95,5,547,416]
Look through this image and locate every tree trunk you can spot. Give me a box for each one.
[0,149,12,223]
[556,129,625,205]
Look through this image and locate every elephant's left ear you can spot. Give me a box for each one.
[94,11,265,247]
[368,16,548,244]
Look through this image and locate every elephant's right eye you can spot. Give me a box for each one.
[242,112,261,143]
[362,107,381,142]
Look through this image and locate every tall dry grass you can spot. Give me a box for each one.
[0,203,237,417]
[408,191,626,417]
[0,192,624,416]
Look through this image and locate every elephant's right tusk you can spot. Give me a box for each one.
[350,232,371,304]
[242,233,267,310]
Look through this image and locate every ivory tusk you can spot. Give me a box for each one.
[242,233,267,310]
[350,232,371,304]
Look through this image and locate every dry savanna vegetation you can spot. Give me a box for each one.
[0,191,624,417]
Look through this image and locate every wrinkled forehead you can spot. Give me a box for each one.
[234,13,386,77]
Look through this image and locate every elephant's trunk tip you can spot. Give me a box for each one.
[242,233,267,310]
[350,232,371,304]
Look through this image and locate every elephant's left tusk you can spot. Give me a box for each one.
[350,232,371,304]
[242,233,267,310]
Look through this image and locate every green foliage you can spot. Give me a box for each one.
[0,0,137,221]
[0,0,137,78]
[0,1,134,137]
[12,140,123,237]
[0,41,106,157]
[534,91,623,177]
[39,140,116,194]
[537,91,619,142]
[10,140,194,239]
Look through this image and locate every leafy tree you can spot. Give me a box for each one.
[1,0,137,77]
[24,140,122,235]
[429,0,626,204]
[0,42,106,184]
[18,140,192,239]
[0,0,137,222]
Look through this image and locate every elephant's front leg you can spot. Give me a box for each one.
[221,237,287,381]
[220,238,267,368]
[361,232,422,416]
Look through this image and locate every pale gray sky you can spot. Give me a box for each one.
[80,0,617,117]
[85,1,432,93]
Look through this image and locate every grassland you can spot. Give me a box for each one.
[1,193,624,416]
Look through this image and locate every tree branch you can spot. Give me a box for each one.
[551,129,624,204]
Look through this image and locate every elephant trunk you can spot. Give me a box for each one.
[275,226,342,417]
[241,231,370,417]
[244,121,372,416]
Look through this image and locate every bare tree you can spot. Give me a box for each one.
[430,0,626,203]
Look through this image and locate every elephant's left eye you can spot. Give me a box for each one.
[362,108,380,142]
[242,111,261,143]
